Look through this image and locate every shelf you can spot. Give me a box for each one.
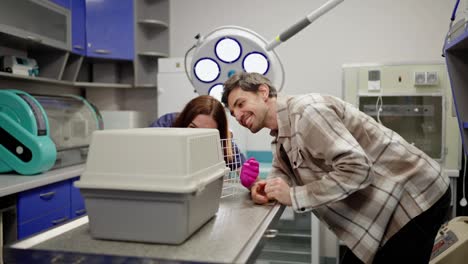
[445,19,468,51]
[137,19,168,28]
[0,72,153,89]
[137,51,168,57]
[136,84,157,88]
[74,82,133,89]
[74,82,156,89]
[134,0,169,88]
[0,71,73,86]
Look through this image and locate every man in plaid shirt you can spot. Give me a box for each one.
[222,72,451,264]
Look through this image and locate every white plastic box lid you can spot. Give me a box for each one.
[75,128,229,193]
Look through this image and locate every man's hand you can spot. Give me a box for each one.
[265,177,292,206]
[251,180,269,204]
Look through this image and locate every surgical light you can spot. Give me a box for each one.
[185,0,344,101]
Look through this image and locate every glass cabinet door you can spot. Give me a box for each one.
[359,95,443,160]
[0,0,70,50]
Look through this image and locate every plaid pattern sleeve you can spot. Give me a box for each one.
[271,94,450,263]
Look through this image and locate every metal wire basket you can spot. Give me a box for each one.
[220,138,243,198]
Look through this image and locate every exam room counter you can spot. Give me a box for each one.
[2,170,285,264]
[0,165,85,198]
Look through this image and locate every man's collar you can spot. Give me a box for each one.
[272,94,292,138]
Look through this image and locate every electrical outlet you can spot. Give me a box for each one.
[414,72,426,85]
[368,70,381,91]
[426,71,439,85]
[414,71,439,86]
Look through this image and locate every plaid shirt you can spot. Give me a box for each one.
[268,94,450,263]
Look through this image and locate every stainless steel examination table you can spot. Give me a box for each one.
[4,189,285,264]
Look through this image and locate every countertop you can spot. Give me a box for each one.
[0,164,85,198]
[5,189,285,264]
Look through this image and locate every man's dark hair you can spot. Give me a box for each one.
[221,72,277,105]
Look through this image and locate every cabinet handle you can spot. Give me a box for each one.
[26,36,42,43]
[73,45,84,50]
[93,49,111,54]
[52,217,68,225]
[263,229,279,238]
[75,209,86,215]
[39,191,56,200]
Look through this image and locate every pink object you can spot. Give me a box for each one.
[240,157,259,188]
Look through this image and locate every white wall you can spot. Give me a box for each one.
[169,0,458,150]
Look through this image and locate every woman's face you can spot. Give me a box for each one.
[188,114,218,129]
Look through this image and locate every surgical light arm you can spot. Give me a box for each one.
[265,0,344,51]
[188,0,344,97]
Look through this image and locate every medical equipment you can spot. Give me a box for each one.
[360,95,443,159]
[0,55,39,77]
[343,63,461,217]
[430,216,468,264]
[75,128,229,244]
[0,90,103,175]
[0,90,55,175]
[186,0,344,99]
[343,63,460,168]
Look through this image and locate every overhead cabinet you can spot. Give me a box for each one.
[85,0,134,60]
[71,0,86,55]
[0,0,71,51]
[0,0,169,87]
[49,0,70,9]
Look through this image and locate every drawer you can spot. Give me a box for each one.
[18,207,70,239]
[70,178,86,218]
[18,181,70,224]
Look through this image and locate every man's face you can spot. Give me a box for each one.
[227,86,269,133]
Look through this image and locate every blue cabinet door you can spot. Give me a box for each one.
[71,0,86,55]
[50,0,70,9]
[70,177,86,218]
[85,0,134,60]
